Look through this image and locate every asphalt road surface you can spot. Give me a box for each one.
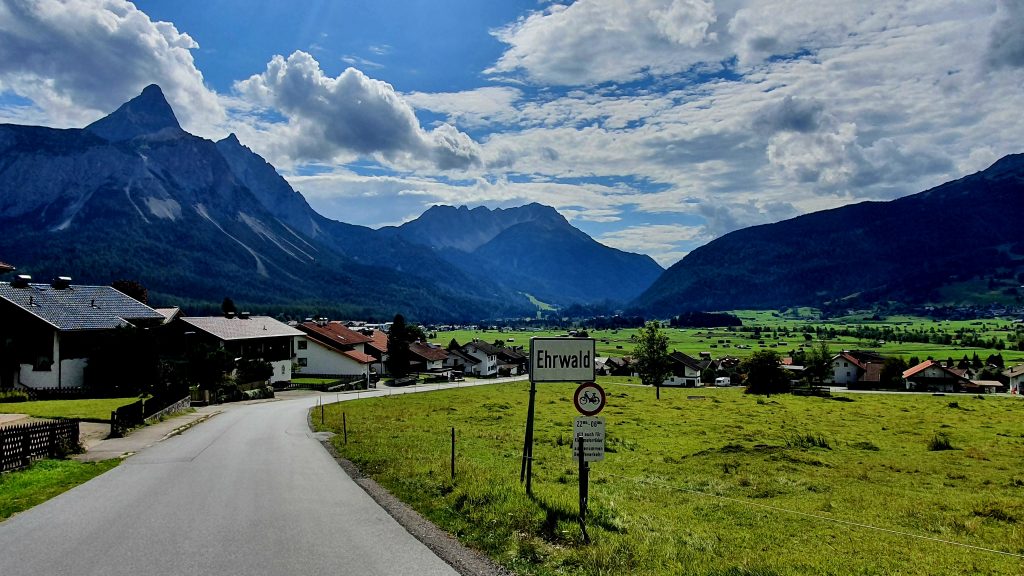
[0,391,465,576]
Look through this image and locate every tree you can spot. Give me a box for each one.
[803,340,832,385]
[879,357,909,389]
[221,297,237,316]
[237,358,273,384]
[386,313,414,378]
[633,321,671,399]
[743,349,790,395]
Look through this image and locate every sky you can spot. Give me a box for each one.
[1,1,1022,268]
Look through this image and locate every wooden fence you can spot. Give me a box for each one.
[1,418,80,473]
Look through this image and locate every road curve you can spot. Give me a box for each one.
[0,392,464,576]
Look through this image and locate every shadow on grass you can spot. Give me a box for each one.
[528,491,625,543]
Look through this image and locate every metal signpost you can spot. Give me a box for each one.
[521,337,596,495]
[571,382,605,544]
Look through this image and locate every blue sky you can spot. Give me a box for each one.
[1,1,1023,267]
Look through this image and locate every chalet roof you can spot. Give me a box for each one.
[903,360,969,382]
[364,329,388,353]
[409,341,449,362]
[497,347,527,362]
[966,380,1005,390]
[341,349,375,364]
[299,321,373,349]
[1004,364,1024,378]
[155,307,182,325]
[447,348,481,365]
[0,282,164,331]
[835,352,867,371]
[465,340,503,355]
[668,350,703,371]
[181,316,302,341]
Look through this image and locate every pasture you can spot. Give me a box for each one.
[316,381,1024,575]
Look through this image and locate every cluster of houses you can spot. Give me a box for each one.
[0,268,531,392]
[2,263,1022,396]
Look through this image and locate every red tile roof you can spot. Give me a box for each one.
[903,360,936,379]
[365,329,388,353]
[342,349,375,364]
[299,321,373,348]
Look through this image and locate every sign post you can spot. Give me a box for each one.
[521,337,596,495]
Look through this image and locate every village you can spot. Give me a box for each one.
[2,264,1022,411]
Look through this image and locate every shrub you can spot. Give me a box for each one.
[0,389,29,403]
[928,432,955,451]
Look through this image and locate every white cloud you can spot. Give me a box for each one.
[599,224,706,267]
[487,0,723,85]
[235,51,482,171]
[404,87,523,129]
[0,0,222,132]
[986,0,1024,69]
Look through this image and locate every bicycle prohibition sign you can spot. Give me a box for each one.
[573,382,606,416]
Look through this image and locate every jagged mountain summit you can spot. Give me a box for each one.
[0,85,662,318]
[632,154,1024,316]
[384,204,665,305]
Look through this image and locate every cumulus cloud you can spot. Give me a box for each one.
[0,0,221,131]
[404,87,523,129]
[235,51,482,170]
[487,0,722,85]
[599,224,706,267]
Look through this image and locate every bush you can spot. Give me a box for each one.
[242,386,275,400]
[0,389,29,403]
[786,433,831,450]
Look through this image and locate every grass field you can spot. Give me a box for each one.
[437,311,1024,365]
[315,382,1024,575]
[0,459,119,521]
[0,397,142,421]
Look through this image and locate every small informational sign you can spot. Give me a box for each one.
[573,382,605,416]
[530,337,596,382]
[572,416,605,462]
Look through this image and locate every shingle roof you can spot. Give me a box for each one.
[0,282,164,331]
[668,350,703,371]
[342,349,375,364]
[365,329,388,353]
[1004,364,1024,378]
[465,340,503,355]
[409,341,449,362]
[299,321,373,348]
[182,316,303,341]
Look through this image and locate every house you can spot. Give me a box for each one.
[496,346,528,376]
[964,380,1005,394]
[902,360,971,392]
[361,329,389,376]
[604,356,633,376]
[831,350,886,387]
[1004,364,1024,394]
[0,275,165,390]
[408,341,450,376]
[443,346,480,376]
[664,350,703,387]
[294,320,375,379]
[461,340,501,377]
[179,314,302,384]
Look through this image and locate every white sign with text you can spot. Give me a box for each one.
[530,337,596,382]
[571,416,605,462]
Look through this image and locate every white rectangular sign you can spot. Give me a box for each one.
[572,416,605,462]
[530,337,596,382]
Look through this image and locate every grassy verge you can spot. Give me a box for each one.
[0,397,142,421]
[0,459,119,521]
[315,383,1024,575]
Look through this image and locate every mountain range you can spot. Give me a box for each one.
[0,85,662,320]
[634,154,1024,316]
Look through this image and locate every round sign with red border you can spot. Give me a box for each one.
[573,382,606,416]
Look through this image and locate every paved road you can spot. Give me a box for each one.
[0,387,493,576]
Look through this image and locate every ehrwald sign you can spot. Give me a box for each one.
[529,337,596,382]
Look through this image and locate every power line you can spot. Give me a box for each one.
[603,472,1024,560]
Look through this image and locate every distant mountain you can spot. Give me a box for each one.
[633,155,1024,316]
[384,204,664,305]
[0,85,526,320]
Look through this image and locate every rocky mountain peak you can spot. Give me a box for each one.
[85,84,183,142]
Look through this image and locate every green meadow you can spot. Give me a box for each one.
[316,382,1024,576]
[0,397,142,422]
[437,311,1024,365]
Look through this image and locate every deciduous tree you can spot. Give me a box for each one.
[633,321,671,399]
[743,349,790,395]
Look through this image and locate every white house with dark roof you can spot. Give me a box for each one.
[0,275,165,389]
[179,314,303,384]
[1004,364,1024,395]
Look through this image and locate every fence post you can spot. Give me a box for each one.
[21,425,32,468]
[343,413,348,444]
[451,427,456,481]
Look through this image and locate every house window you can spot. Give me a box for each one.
[297,340,307,350]
[297,358,307,367]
